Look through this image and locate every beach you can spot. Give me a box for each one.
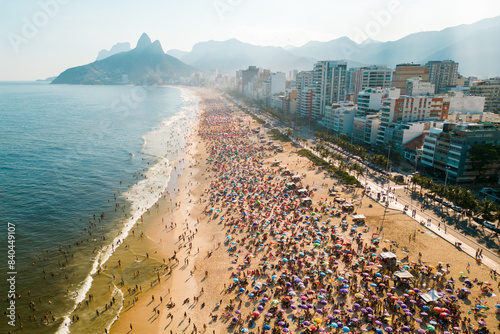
[105,90,499,334]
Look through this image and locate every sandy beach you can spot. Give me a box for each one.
[108,90,499,334]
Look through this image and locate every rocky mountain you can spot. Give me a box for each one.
[96,42,131,61]
[169,16,500,77]
[52,33,196,85]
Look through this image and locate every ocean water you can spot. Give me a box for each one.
[0,82,198,333]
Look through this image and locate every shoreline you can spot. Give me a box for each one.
[53,86,201,334]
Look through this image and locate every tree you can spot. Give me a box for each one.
[478,200,496,222]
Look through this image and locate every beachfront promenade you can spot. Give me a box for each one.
[297,139,500,274]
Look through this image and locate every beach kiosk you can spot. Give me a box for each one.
[297,188,309,197]
[342,202,354,213]
[300,197,313,207]
[393,270,415,288]
[272,160,280,166]
[352,214,366,225]
[379,251,397,266]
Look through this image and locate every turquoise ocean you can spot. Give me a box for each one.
[0,82,198,333]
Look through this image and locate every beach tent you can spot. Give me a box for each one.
[300,197,313,206]
[379,252,397,259]
[419,289,443,303]
[298,189,308,193]
[393,271,414,279]
[352,214,366,220]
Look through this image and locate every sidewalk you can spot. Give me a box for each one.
[297,140,500,273]
[364,179,500,273]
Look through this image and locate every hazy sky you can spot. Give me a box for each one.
[1,0,500,80]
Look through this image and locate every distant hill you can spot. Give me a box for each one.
[52,33,197,85]
[174,39,308,73]
[96,42,131,61]
[169,16,500,77]
[36,76,56,82]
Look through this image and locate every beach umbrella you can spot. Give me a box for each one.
[278,321,285,326]
[427,325,435,331]
[452,327,461,332]
[420,312,428,316]
[375,320,382,326]
[415,318,423,323]
[232,317,239,322]
[257,305,264,311]
[385,327,393,332]
[252,311,260,317]
[283,328,290,333]
[331,323,338,328]
[263,324,271,330]
[303,321,311,326]
[342,326,350,333]
[265,313,273,317]
[241,328,248,333]
[417,330,426,334]
[478,320,487,326]
[235,310,241,314]
[402,326,410,332]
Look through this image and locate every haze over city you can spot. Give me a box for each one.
[2,0,500,81]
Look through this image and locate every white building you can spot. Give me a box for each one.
[347,65,393,101]
[353,114,381,145]
[312,61,347,119]
[323,102,357,135]
[357,87,401,112]
[270,72,286,95]
[406,77,435,96]
[447,92,485,114]
[447,111,500,123]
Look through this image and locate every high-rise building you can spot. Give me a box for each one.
[296,71,314,118]
[312,61,347,119]
[323,102,357,135]
[377,96,449,145]
[347,65,392,101]
[392,64,429,95]
[357,87,400,112]
[425,60,459,94]
[241,66,259,92]
[469,78,500,112]
[270,72,286,95]
[421,123,500,183]
[406,77,435,96]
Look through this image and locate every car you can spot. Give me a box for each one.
[473,217,485,224]
[435,197,443,203]
[443,201,453,208]
[483,221,496,230]
[452,206,463,213]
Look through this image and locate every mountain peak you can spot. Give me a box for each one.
[146,40,165,54]
[136,33,152,50]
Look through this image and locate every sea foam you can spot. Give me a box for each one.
[56,87,199,334]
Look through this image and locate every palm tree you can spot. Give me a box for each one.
[460,190,478,227]
[479,200,496,222]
